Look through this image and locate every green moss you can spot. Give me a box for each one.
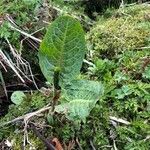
[8,131,44,150]
[87,4,150,58]
[116,123,150,150]
[86,5,150,150]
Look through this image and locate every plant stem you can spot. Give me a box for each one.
[52,70,61,111]
[53,70,60,90]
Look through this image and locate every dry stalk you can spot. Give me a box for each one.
[5,38,39,89]
[0,105,51,127]
[0,49,25,83]
[109,116,131,125]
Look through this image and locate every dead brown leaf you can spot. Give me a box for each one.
[52,138,63,150]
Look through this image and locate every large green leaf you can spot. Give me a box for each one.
[55,80,104,121]
[38,16,86,84]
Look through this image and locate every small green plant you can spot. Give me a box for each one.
[38,16,104,122]
[11,91,26,105]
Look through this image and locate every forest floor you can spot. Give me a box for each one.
[0,1,150,150]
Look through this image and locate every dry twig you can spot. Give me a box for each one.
[0,49,25,83]
[109,116,131,125]
[0,105,51,127]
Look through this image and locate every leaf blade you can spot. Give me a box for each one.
[39,16,86,84]
[55,80,104,121]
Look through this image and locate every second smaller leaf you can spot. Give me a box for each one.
[55,80,104,121]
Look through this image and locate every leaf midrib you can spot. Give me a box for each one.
[57,19,69,71]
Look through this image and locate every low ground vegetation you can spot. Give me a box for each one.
[0,0,150,149]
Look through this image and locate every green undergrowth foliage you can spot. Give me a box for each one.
[0,3,150,150]
[87,4,150,79]
[0,0,42,43]
[0,0,56,54]
[86,4,150,149]
[0,0,52,78]
[0,92,50,139]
